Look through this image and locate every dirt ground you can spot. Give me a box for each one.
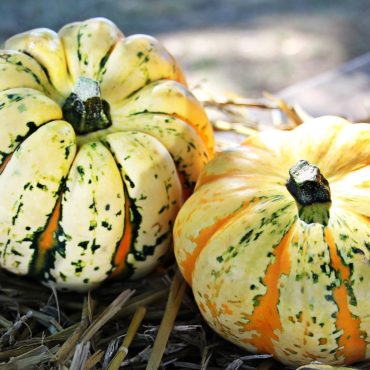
[1,0,369,100]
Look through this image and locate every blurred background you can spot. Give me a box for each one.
[1,0,369,119]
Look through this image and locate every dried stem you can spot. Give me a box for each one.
[80,289,135,343]
[213,120,259,136]
[146,271,187,370]
[114,288,168,319]
[0,345,59,370]
[83,350,104,370]
[69,342,91,370]
[0,315,12,329]
[0,311,33,346]
[201,97,278,110]
[107,306,147,370]
[263,91,304,126]
[200,91,309,135]
[54,297,90,365]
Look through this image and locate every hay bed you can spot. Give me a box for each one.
[0,266,279,369]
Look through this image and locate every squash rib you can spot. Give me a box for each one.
[0,120,76,276]
[103,131,181,279]
[180,200,253,285]
[32,197,62,276]
[325,228,366,364]
[123,110,212,160]
[100,34,186,104]
[111,187,134,278]
[241,225,295,355]
[112,80,214,157]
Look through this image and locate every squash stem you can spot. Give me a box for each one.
[286,160,331,226]
[62,77,112,134]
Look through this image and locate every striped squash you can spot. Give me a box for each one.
[174,117,369,366]
[0,18,214,291]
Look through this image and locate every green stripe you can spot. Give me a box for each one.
[21,50,54,88]
[0,53,43,87]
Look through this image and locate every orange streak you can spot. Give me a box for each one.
[35,198,61,273]
[180,201,250,285]
[325,228,366,364]
[0,154,12,175]
[221,303,233,316]
[204,293,218,319]
[112,191,132,277]
[242,225,295,355]
[198,302,206,314]
[39,199,61,251]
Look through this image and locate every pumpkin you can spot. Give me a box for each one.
[0,18,214,291]
[174,116,369,366]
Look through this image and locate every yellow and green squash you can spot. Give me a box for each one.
[0,18,214,290]
[174,117,369,366]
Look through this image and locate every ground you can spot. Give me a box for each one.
[0,0,369,116]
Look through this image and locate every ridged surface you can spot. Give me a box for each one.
[0,18,214,290]
[174,117,370,366]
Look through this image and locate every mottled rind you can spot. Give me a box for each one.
[0,121,76,275]
[0,17,214,291]
[103,131,182,279]
[174,117,370,367]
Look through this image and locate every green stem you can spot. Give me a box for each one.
[286,160,331,226]
[62,77,112,135]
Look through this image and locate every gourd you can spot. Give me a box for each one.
[0,18,214,291]
[174,117,369,366]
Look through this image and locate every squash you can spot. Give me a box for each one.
[0,18,214,291]
[174,116,369,366]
